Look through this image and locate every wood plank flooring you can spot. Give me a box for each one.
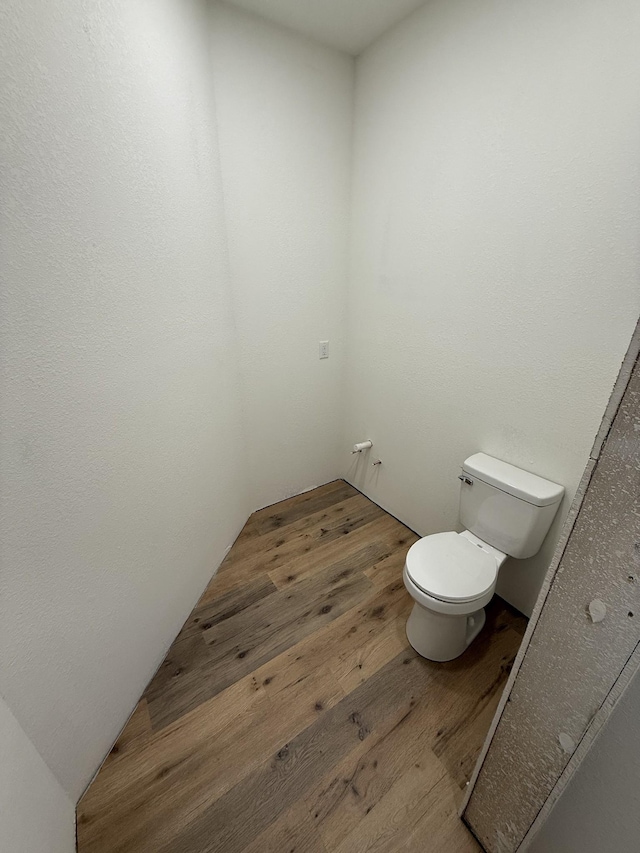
[77,480,526,853]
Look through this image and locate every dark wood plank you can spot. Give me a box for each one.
[198,487,374,603]
[431,619,521,788]
[179,575,276,641]
[219,492,384,573]
[309,686,448,850]
[311,610,523,850]
[78,666,345,853]
[240,797,328,853]
[145,558,373,729]
[245,574,410,710]
[158,614,519,853]
[330,750,449,853]
[267,515,413,589]
[102,700,152,768]
[202,564,373,667]
[248,480,358,536]
[77,483,523,853]
[157,650,436,853]
[143,632,212,719]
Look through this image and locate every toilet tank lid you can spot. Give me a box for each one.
[462,453,564,507]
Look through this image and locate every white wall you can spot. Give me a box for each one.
[2,0,639,833]
[530,667,640,853]
[210,2,354,509]
[0,695,75,853]
[0,0,248,801]
[343,0,640,614]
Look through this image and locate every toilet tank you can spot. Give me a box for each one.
[459,453,564,559]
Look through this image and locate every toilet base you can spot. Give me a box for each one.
[406,601,486,662]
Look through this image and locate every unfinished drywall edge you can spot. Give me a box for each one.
[591,320,640,459]
[467,355,640,848]
[458,457,596,817]
[460,316,640,821]
[462,345,640,848]
[518,640,640,851]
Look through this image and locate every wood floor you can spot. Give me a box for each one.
[77,480,526,853]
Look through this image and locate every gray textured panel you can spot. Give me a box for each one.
[464,356,640,852]
[591,322,640,460]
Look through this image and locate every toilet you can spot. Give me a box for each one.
[403,452,564,662]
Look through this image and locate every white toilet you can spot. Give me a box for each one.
[403,452,564,662]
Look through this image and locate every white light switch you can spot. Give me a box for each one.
[319,340,329,359]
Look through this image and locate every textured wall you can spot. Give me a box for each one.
[529,667,640,853]
[3,0,640,827]
[0,0,248,799]
[343,0,640,615]
[0,695,75,852]
[210,3,354,509]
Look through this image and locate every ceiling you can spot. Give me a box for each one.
[221,0,427,55]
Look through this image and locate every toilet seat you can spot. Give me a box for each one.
[405,532,498,604]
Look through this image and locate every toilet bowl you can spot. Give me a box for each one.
[403,453,564,662]
[403,531,506,661]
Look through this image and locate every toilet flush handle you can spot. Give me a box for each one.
[458,475,474,486]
